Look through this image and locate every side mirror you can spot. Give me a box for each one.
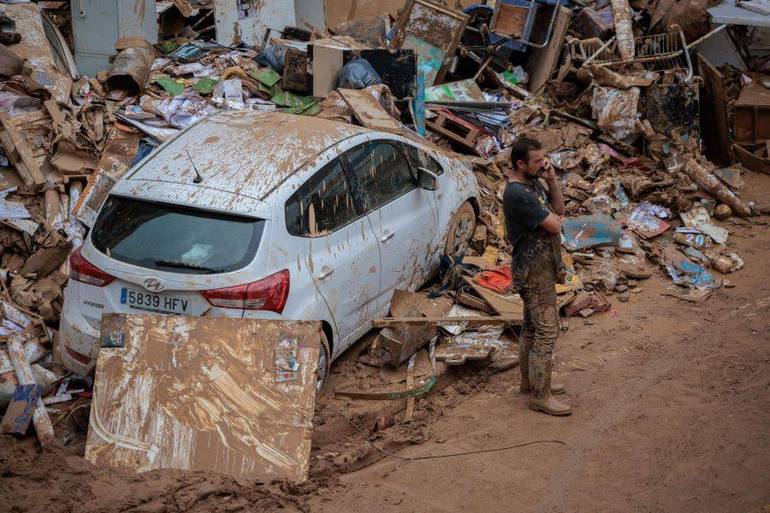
[417,167,438,191]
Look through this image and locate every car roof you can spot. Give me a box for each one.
[125,111,368,200]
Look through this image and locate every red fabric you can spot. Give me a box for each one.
[473,266,514,294]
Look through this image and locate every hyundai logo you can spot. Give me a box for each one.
[143,278,164,292]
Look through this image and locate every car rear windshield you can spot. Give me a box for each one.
[91,196,264,274]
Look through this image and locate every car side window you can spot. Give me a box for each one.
[344,141,416,212]
[402,143,444,176]
[285,158,358,237]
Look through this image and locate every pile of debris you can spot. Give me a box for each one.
[0,0,769,484]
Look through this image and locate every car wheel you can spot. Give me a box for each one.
[445,201,477,259]
[316,331,331,393]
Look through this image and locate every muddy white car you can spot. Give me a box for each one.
[60,111,480,381]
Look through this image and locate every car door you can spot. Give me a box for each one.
[342,140,437,310]
[284,156,381,351]
[401,142,447,272]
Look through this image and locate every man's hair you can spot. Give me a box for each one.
[510,137,542,169]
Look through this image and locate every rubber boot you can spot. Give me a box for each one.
[519,345,565,395]
[519,338,532,393]
[528,353,572,416]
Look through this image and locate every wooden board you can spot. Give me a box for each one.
[338,88,424,144]
[86,315,322,483]
[339,87,403,131]
[527,6,571,94]
[373,315,521,327]
[698,54,732,165]
[734,82,770,144]
[465,277,524,320]
[6,336,55,447]
[0,384,42,435]
[733,143,770,175]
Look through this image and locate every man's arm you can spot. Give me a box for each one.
[542,164,565,216]
[540,212,562,234]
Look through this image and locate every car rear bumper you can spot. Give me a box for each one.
[59,299,100,376]
[59,283,292,376]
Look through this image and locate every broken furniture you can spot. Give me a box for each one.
[733,82,770,145]
[390,0,469,86]
[426,109,485,154]
[581,26,694,81]
[310,42,417,98]
[86,315,322,483]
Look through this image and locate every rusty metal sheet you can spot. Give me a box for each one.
[86,315,321,483]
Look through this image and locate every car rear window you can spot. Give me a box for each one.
[91,196,264,274]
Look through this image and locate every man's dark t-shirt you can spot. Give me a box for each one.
[503,179,560,279]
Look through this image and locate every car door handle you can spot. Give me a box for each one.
[381,230,395,242]
[317,267,334,280]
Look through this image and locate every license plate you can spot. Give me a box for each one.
[120,287,191,314]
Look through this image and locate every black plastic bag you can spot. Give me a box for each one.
[335,58,382,90]
[256,45,288,73]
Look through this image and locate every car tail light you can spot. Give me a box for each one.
[70,247,115,287]
[65,346,92,365]
[202,269,290,313]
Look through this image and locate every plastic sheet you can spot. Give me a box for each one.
[561,214,622,250]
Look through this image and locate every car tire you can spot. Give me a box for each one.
[445,201,477,259]
[316,331,331,393]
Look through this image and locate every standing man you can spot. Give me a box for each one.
[503,137,571,416]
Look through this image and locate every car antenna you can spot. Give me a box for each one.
[186,148,204,184]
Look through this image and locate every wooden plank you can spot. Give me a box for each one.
[465,277,524,319]
[373,315,521,327]
[0,113,47,190]
[455,291,494,314]
[733,143,770,175]
[86,315,322,483]
[7,336,55,447]
[698,54,732,165]
[373,305,437,368]
[335,376,436,400]
[0,383,43,435]
[527,6,572,94]
[404,354,416,419]
[338,88,404,132]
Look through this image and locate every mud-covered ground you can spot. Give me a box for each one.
[2,173,770,513]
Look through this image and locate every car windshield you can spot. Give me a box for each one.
[91,196,264,274]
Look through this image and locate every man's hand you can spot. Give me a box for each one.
[542,162,565,216]
[541,162,557,182]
